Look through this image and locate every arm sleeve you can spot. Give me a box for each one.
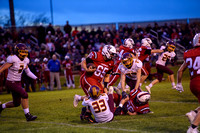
[25,67,37,79]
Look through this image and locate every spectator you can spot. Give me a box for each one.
[46,23,55,35]
[46,39,55,57]
[37,23,46,46]
[72,26,79,38]
[64,20,72,37]
[47,54,61,90]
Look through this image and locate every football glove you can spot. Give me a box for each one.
[114,107,122,116]
[176,83,184,93]
[122,91,128,99]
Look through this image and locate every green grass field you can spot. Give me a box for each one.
[0,65,199,133]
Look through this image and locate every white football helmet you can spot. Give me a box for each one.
[193,33,200,47]
[137,91,151,103]
[34,58,40,63]
[123,38,135,49]
[65,55,70,60]
[141,38,152,47]
[43,57,48,62]
[102,45,117,60]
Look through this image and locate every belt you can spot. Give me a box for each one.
[6,80,21,83]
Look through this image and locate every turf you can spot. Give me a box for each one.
[0,65,198,133]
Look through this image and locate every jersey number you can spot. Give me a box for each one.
[18,65,24,73]
[94,65,109,78]
[92,99,107,113]
[186,56,200,76]
[162,54,170,61]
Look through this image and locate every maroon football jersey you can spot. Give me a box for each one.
[138,46,151,62]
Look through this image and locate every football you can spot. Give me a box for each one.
[87,63,96,69]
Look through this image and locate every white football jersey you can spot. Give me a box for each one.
[6,55,29,81]
[82,93,113,123]
[156,51,176,66]
[119,59,143,80]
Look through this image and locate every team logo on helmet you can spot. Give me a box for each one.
[102,45,117,60]
[121,52,133,69]
[123,38,135,49]
[88,85,101,99]
[15,43,28,60]
[166,41,176,52]
[193,33,200,47]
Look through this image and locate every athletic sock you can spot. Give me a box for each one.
[23,108,29,114]
[148,83,153,88]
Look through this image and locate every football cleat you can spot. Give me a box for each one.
[84,112,96,123]
[187,126,199,133]
[72,84,75,88]
[25,112,37,121]
[186,110,196,124]
[145,86,151,94]
[0,104,3,114]
[73,94,80,107]
[67,84,71,88]
[172,85,176,89]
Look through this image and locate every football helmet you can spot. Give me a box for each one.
[141,38,152,47]
[15,43,28,60]
[121,52,133,69]
[34,58,39,63]
[43,57,48,62]
[123,38,135,49]
[193,33,200,47]
[65,55,70,60]
[166,41,176,52]
[137,91,151,103]
[102,45,117,60]
[88,85,101,99]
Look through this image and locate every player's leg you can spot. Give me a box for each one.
[161,66,175,89]
[69,71,75,88]
[140,66,149,86]
[50,72,55,90]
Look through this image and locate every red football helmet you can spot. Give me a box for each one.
[15,43,28,60]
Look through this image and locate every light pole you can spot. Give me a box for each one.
[50,0,54,24]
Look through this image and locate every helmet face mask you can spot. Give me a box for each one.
[102,45,117,60]
[122,53,133,69]
[193,33,200,47]
[124,38,135,49]
[166,41,176,52]
[15,43,28,60]
[88,85,101,99]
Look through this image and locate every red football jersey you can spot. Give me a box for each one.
[138,46,152,62]
[118,45,135,61]
[184,47,200,79]
[85,51,114,82]
[62,60,73,71]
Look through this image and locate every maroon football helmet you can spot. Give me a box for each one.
[15,43,28,60]
[88,85,101,99]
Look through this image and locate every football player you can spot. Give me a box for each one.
[73,45,116,107]
[114,89,151,116]
[41,57,50,90]
[138,38,163,86]
[113,52,143,111]
[145,41,176,94]
[0,43,37,121]
[81,85,114,123]
[108,38,136,90]
[176,33,200,133]
[62,55,75,88]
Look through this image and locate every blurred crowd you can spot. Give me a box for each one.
[0,20,199,92]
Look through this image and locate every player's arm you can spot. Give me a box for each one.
[176,61,188,92]
[151,49,163,54]
[121,72,126,92]
[25,65,37,80]
[177,61,187,84]
[127,111,137,116]
[134,68,141,90]
[81,58,96,73]
[0,63,12,73]
[103,73,110,94]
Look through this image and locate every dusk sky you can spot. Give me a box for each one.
[0,0,200,26]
